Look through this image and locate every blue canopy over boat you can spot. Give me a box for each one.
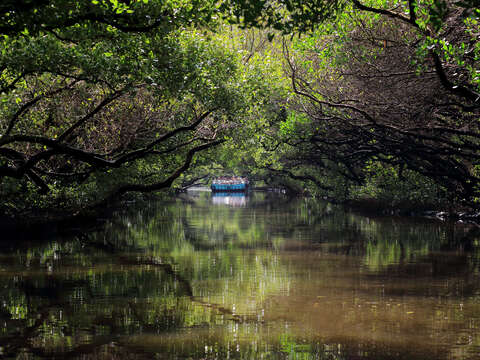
[211,176,249,192]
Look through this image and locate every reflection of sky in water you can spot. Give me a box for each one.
[211,192,247,207]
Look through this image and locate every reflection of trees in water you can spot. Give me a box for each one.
[2,193,480,359]
[0,260,209,358]
[0,195,299,358]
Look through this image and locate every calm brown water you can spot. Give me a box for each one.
[1,191,480,359]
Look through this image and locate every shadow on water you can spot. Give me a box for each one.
[1,191,480,359]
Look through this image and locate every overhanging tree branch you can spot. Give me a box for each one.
[98,139,225,205]
[0,107,218,190]
[350,0,480,105]
[351,0,419,28]
[4,81,77,136]
[57,88,127,142]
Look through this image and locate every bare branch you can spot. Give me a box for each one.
[351,0,419,28]
[113,108,217,164]
[0,72,27,94]
[4,81,77,136]
[99,139,225,204]
[57,88,126,142]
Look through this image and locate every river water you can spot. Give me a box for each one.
[1,191,480,359]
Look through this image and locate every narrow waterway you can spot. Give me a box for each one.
[1,191,480,359]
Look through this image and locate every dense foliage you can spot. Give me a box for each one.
[0,0,273,216]
[238,0,480,210]
[1,0,479,217]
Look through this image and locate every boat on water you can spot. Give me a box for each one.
[211,176,249,192]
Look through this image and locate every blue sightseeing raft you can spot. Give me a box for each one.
[211,176,249,192]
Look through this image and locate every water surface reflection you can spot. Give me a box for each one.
[1,191,480,359]
[211,192,248,207]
